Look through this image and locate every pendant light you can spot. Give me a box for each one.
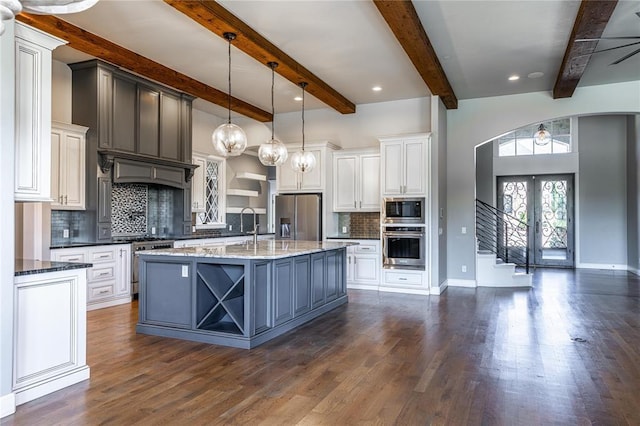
[212,32,247,157]
[533,123,551,146]
[290,82,316,174]
[258,62,288,166]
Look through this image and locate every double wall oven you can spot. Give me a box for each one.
[382,197,426,270]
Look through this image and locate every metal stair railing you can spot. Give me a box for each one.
[475,199,530,274]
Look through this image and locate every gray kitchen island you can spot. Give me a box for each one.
[136,240,354,348]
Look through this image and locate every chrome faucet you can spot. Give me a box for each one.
[240,206,259,244]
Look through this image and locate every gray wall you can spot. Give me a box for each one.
[1,19,15,408]
[627,115,640,271]
[437,98,448,285]
[475,142,493,204]
[578,115,628,265]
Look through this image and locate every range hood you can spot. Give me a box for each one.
[98,150,198,189]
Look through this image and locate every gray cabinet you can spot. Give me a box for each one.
[252,262,271,335]
[71,59,193,163]
[311,252,326,308]
[273,258,293,326]
[141,261,192,328]
[293,256,311,316]
[111,75,136,152]
[137,249,348,349]
[138,84,160,157]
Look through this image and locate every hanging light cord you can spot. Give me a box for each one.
[301,82,307,151]
[271,63,276,141]
[224,33,235,125]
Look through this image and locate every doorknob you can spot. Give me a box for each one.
[535,221,539,233]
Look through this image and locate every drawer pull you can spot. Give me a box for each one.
[97,254,110,259]
[98,289,110,294]
[67,257,80,261]
[399,278,407,281]
[99,272,110,276]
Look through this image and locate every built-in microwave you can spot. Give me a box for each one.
[383,198,425,224]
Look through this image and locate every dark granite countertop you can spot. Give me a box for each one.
[50,233,276,249]
[15,259,93,277]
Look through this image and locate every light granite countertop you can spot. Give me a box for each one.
[137,240,357,260]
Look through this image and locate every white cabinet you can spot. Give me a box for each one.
[51,122,88,210]
[14,23,66,201]
[51,244,131,310]
[334,239,381,290]
[333,150,380,212]
[13,268,90,405]
[380,269,428,295]
[191,154,207,213]
[277,147,324,192]
[379,135,429,197]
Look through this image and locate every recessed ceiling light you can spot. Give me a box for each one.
[508,75,520,81]
[372,86,382,92]
[294,96,302,101]
[528,71,544,79]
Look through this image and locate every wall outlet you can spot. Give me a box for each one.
[461,226,467,234]
[181,265,189,278]
[461,265,467,273]
[151,227,156,235]
[229,224,232,231]
[63,229,69,239]
[342,226,348,234]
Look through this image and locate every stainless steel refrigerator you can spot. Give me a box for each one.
[275,193,322,241]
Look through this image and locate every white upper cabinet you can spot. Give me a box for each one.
[333,149,380,212]
[14,23,66,201]
[191,153,207,213]
[276,142,337,193]
[51,122,88,210]
[379,135,429,197]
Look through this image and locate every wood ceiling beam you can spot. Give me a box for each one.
[163,0,356,115]
[373,0,457,109]
[553,0,618,99]
[15,12,272,122]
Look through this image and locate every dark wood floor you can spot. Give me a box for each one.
[5,268,640,425]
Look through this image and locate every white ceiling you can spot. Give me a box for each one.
[51,0,640,118]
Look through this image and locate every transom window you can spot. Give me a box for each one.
[497,118,571,157]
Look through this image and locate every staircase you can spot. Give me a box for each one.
[475,199,532,288]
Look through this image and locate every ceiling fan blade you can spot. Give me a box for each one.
[592,40,640,53]
[576,36,640,42]
[610,47,640,65]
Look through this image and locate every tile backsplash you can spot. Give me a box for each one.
[336,212,380,238]
[111,184,147,236]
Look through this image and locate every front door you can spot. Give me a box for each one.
[497,174,574,267]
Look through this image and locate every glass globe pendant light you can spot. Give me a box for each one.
[533,123,551,146]
[258,62,288,166]
[212,32,247,157]
[290,82,316,174]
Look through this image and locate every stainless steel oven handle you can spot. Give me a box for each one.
[383,232,424,237]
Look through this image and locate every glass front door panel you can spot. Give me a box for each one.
[539,179,568,261]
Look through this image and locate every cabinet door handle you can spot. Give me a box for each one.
[64,195,68,204]
[59,195,63,204]
[354,257,357,264]
[354,201,356,208]
[359,201,362,208]
[348,256,351,264]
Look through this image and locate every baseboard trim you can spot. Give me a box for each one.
[577,263,629,271]
[447,279,477,288]
[430,280,449,295]
[627,267,639,276]
[14,366,90,406]
[0,392,16,418]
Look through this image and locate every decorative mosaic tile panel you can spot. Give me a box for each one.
[111,183,147,236]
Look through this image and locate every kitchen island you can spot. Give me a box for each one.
[136,240,354,348]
